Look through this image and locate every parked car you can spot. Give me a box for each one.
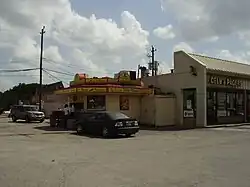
[75,111,139,138]
[10,105,45,123]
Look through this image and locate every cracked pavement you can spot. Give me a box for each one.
[0,117,250,187]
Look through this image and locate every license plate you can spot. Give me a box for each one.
[126,121,132,126]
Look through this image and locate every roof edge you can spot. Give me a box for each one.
[175,50,207,67]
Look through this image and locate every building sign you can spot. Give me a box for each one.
[85,78,107,84]
[120,96,129,110]
[71,71,141,86]
[108,87,152,94]
[77,87,107,93]
[208,75,243,88]
[54,88,76,94]
[55,87,153,95]
[184,110,194,118]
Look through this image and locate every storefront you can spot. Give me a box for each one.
[207,74,246,125]
[142,50,250,127]
[54,71,153,121]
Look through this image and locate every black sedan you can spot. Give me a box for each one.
[75,111,139,138]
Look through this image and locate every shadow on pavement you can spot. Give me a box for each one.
[70,132,135,139]
[140,125,194,131]
[34,125,68,132]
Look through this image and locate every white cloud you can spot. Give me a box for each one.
[158,61,171,74]
[153,25,175,40]
[173,42,194,53]
[161,0,250,42]
[217,49,250,63]
[0,0,150,90]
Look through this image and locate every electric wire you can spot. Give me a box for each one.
[43,68,74,76]
[0,68,39,73]
[42,69,69,86]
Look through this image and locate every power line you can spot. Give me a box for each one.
[0,74,39,77]
[43,57,117,74]
[0,68,39,72]
[42,58,77,75]
[43,71,59,83]
[43,68,74,76]
[43,69,69,86]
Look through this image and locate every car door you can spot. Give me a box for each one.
[93,113,107,134]
[85,113,98,134]
[17,106,25,119]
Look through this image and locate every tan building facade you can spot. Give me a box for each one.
[143,51,250,127]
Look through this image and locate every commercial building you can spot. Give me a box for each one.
[32,82,65,117]
[143,50,250,127]
[54,71,153,121]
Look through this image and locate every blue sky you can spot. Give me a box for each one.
[0,0,250,90]
[70,0,176,65]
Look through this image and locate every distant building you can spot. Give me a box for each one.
[32,82,64,117]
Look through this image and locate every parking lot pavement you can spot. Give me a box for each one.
[1,118,250,187]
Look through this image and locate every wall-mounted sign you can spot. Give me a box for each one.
[55,86,153,95]
[108,87,153,94]
[208,75,243,88]
[120,96,129,110]
[77,87,107,93]
[184,110,194,118]
[54,88,76,94]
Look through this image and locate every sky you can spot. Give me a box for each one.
[1,0,250,91]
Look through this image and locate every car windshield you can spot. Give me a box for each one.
[107,112,130,120]
[24,106,38,111]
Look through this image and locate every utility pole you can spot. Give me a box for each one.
[137,64,140,79]
[39,26,45,111]
[151,45,157,76]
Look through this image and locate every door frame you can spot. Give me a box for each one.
[182,88,197,128]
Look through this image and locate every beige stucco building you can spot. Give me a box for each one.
[50,50,250,128]
[143,50,250,128]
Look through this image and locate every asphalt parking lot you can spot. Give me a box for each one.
[1,117,250,187]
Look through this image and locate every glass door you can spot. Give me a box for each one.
[207,91,217,125]
[183,89,196,128]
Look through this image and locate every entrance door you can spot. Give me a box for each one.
[247,93,250,122]
[183,89,196,128]
[207,91,217,125]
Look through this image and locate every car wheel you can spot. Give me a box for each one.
[25,116,30,123]
[12,115,17,122]
[102,127,109,138]
[39,119,44,123]
[76,124,83,135]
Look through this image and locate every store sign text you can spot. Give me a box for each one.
[77,87,107,93]
[208,75,243,88]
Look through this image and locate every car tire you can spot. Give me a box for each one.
[76,124,83,135]
[25,116,30,123]
[39,119,44,123]
[102,127,109,138]
[12,115,17,122]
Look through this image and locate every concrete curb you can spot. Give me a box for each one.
[205,123,250,128]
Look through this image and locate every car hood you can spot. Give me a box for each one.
[27,111,44,115]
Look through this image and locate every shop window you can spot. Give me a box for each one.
[87,95,106,110]
[74,103,84,111]
[120,96,129,110]
[183,90,196,110]
[226,93,236,117]
[217,92,227,117]
[236,92,244,116]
